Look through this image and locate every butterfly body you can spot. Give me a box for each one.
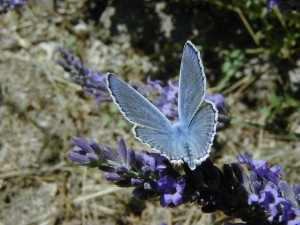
[171,123,198,169]
[171,121,190,144]
[107,41,218,170]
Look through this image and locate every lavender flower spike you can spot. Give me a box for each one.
[0,0,27,13]
[237,153,300,225]
[267,0,300,12]
[55,48,111,105]
[67,137,300,224]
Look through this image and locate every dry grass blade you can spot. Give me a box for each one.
[73,186,123,203]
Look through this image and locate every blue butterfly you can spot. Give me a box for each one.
[107,41,218,170]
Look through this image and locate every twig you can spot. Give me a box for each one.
[73,187,122,203]
[230,118,300,140]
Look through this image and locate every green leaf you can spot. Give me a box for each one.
[268,93,281,108]
[259,107,271,119]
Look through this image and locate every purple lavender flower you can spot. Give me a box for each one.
[267,0,300,12]
[67,137,300,224]
[137,151,168,175]
[56,48,110,105]
[157,175,186,207]
[67,137,186,202]
[0,0,27,13]
[237,153,283,184]
[237,154,300,224]
[205,93,228,115]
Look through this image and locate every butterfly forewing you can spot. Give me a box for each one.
[178,41,206,126]
[107,74,171,131]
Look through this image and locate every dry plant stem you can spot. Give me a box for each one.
[234,7,260,46]
[211,216,235,225]
[201,0,260,46]
[221,67,269,96]
[230,117,300,140]
[0,161,67,179]
[73,186,122,203]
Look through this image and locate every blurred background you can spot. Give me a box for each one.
[0,0,299,224]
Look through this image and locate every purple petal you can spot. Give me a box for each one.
[127,148,136,167]
[248,194,259,205]
[131,178,143,186]
[140,152,156,170]
[115,166,129,175]
[205,93,228,114]
[176,178,186,194]
[287,216,300,225]
[117,138,127,163]
[105,173,120,181]
[86,153,99,162]
[90,141,102,155]
[67,152,89,165]
[144,182,152,190]
[134,154,144,170]
[160,194,173,207]
[157,175,176,193]
[172,192,183,206]
[72,137,93,153]
[271,165,283,176]
[102,147,121,163]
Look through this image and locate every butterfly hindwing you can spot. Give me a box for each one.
[134,126,185,161]
[188,100,218,160]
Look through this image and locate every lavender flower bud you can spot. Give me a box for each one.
[67,137,104,167]
[131,178,143,186]
[102,147,121,163]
